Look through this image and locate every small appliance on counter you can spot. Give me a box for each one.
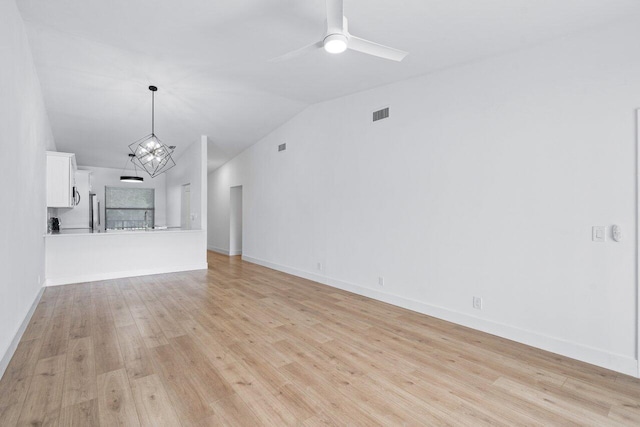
[50,217,60,233]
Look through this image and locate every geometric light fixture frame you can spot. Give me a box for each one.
[128,85,176,178]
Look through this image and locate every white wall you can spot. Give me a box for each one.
[166,135,207,230]
[164,135,208,267]
[0,0,55,376]
[79,165,168,228]
[230,186,243,256]
[208,163,231,254]
[208,21,640,376]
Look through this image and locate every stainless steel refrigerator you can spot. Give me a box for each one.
[89,193,101,231]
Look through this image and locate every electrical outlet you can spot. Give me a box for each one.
[473,296,483,310]
[37,275,41,285]
[317,262,322,271]
[378,276,384,286]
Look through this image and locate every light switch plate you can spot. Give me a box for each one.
[592,226,606,242]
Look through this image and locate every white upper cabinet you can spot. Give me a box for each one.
[46,151,77,208]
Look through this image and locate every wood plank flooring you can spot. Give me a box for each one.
[1,251,640,426]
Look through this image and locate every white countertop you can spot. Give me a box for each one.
[44,227,203,237]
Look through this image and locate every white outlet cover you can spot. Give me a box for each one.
[473,297,483,310]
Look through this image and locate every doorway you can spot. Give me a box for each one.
[230,185,243,256]
[181,184,191,229]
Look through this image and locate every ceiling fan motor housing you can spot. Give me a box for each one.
[323,33,348,53]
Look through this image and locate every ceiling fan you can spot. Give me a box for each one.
[271,0,408,62]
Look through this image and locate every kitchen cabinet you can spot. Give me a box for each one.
[46,151,77,208]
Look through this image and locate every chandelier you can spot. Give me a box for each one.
[120,154,143,182]
[129,85,176,178]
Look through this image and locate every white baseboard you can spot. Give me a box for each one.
[207,246,242,257]
[242,255,638,378]
[45,263,208,286]
[0,285,45,379]
[208,246,229,255]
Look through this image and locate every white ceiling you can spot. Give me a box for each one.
[18,0,640,171]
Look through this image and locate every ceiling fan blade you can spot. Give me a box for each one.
[347,35,408,62]
[268,41,323,62]
[326,0,344,33]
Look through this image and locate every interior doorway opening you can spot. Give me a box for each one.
[230,186,243,256]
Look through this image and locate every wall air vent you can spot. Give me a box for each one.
[278,143,286,152]
[372,107,389,122]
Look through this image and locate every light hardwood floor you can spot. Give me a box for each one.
[1,251,640,426]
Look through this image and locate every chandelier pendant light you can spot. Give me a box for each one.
[128,85,176,178]
[120,154,144,182]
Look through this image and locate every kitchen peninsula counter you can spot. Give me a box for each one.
[45,227,207,285]
[44,227,196,236]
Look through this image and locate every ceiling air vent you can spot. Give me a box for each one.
[278,143,286,152]
[373,107,389,122]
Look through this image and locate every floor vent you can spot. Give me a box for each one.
[278,143,286,152]
[373,107,389,122]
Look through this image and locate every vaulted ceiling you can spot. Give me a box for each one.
[18,0,640,171]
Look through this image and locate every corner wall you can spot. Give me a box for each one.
[166,136,207,230]
[208,21,640,376]
[207,156,232,254]
[166,135,208,264]
[0,0,56,376]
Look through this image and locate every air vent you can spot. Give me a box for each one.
[373,107,389,122]
[278,143,286,152]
